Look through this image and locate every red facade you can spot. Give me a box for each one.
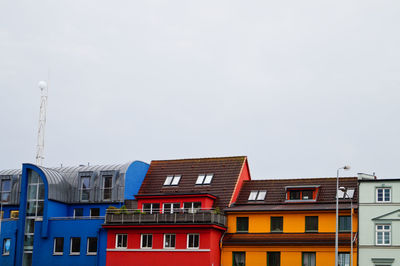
[103,156,251,266]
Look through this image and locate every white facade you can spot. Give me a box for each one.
[359,179,400,266]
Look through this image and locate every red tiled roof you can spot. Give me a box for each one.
[137,156,247,209]
[222,233,354,246]
[226,177,357,211]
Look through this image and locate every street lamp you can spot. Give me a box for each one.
[339,187,354,266]
[335,166,350,266]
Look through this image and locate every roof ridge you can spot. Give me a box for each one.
[247,176,357,181]
[150,156,247,163]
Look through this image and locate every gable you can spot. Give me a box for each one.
[372,209,400,221]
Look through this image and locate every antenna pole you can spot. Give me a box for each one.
[36,81,48,165]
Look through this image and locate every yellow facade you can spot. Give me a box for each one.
[222,210,358,266]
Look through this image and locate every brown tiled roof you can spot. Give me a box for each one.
[137,156,247,209]
[222,233,354,246]
[228,177,357,211]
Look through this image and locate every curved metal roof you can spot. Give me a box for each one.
[0,169,22,176]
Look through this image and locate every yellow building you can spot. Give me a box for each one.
[221,178,358,266]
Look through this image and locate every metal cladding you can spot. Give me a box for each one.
[0,162,133,204]
[0,169,22,205]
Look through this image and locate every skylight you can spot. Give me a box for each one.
[195,174,213,185]
[248,190,267,201]
[164,175,181,186]
[337,188,355,199]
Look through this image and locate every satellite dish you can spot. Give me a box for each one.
[38,81,47,90]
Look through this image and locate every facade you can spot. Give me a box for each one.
[358,178,400,266]
[104,156,251,266]
[221,177,358,266]
[0,161,149,266]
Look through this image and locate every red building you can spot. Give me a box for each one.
[103,156,251,266]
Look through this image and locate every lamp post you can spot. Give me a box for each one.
[335,166,350,266]
[339,187,353,266]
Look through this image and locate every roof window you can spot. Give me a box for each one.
[195,174,213,185]
[164,175,181,186]
[337,188,355,199]
[248,190,267,201]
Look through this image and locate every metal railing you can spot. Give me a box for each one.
[105,209,226,226]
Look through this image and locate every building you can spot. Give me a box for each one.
[358,177,400,266]
[103,156,251,266]
[221,177,358,266]
[0,161,149,266]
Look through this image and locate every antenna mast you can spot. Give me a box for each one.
[36,81,48,165]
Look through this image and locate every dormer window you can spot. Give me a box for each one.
[195,174,213,185]
[248,190,267,201]
[164,175,181,186]
[286,186,319,202]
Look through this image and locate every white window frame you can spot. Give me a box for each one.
[248,190,267,201]
[376,188,391,203]
[187,234,199,249]
[162,203,180,214]
[73,208,84,218]
[3,238,11,256]
[115,234,127,249]
[86,237,97,255]
[53,237,63,255]
[163,234,176,249]
[0,179,11,203]
[183,202,202,213]
[79,176,90,202]
[163,175,181,186]
[376,224,391,245]
[141,234,153,249]
[195,174,213,185]
[102,175,113,201]
[70,237,81,255]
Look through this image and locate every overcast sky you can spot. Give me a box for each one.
[1,1,400,179]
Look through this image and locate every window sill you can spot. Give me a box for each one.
[53,253,63,256]
[86,252,97,256]
[69,253,80,256]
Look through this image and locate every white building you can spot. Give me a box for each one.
[359,177,400,266]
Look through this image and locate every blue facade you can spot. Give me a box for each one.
[0,160,149,266]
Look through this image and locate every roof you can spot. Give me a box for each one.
[222,233,354,246]
[226,177,358,212]
[137,156,248,208]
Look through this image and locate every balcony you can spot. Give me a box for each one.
[105,209,226,227]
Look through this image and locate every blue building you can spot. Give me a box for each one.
[0,161,149,266]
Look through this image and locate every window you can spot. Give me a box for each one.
[270,217,283,232]
[267,252,280,266]
[53,237,64,255]
[80,176,90,201]
[116,234,127,249]
[337,189,355,199]
[102,175,113,201]
[143,203,160,214]
[376,224,391,245]
[195,174,214,185]
[164,234,176,248]
[183,202,201,213]
[3,238,11,255]
[339,216,351,232]
[233,252,245,266]
[187,234,199,249]
[236,217,249,232]
[302,252,316,266]
[305,216,318,232]
[163,203,180,213]
[248,190,267,201]
[74,208,84,217]
[141,234,152,248]
[0,179,11,202]
[87,237,97,255]
[338,253,350,266]
[288,189,315,200]
[90,208,100,217]
[163,175,181,186]
[70,237,81,255]
[376,188,391,202]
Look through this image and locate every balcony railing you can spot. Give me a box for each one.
[105,209,226,227]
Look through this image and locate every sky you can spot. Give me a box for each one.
[1,1,400,179]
